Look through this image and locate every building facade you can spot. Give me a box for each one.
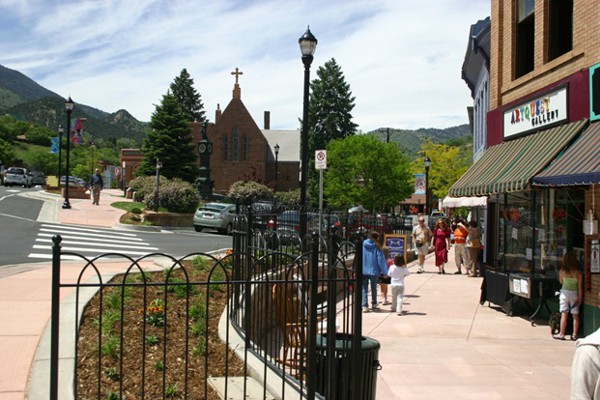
[451,0,600,334]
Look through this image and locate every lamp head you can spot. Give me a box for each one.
[424,156,431,169]
[58,124,64,134]
[298,26,318,57]
[65,97,74,112]
[274,143,280,155]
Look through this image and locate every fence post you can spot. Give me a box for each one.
[50,235,62,400]
[306,232,320,400]
[351,235,363,400]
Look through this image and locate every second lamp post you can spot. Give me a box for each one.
[424,156,431,215]
[62,97,74,209]
[298,26,317,240]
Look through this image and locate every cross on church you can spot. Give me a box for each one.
[231,67,243,84]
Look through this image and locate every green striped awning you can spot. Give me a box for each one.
[449,119,588,197]
[533,122,600,186]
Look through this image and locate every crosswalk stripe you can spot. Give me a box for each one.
[35,238,158,250]
[27,253,132,260]
[40,223,138,237]
[32,244,154,256]
[37,232,144,244]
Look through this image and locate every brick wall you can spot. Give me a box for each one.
[490,0,600,111]
[585,185,600,308]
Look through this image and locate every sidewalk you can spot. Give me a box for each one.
[0,192,577,399]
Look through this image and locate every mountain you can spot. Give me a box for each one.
[0,65,148,144]
[369,125,471,156]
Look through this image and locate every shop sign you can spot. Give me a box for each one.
[591,240,600,273]
[503,86,568,139]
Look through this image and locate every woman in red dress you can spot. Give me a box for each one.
[431,219,452,274]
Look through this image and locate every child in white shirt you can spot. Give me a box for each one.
[388,254,411,315]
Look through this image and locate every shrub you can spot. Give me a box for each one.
[131,176,200,213]
[227,180,273,204]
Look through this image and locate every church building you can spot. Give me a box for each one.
[190,68,300,195]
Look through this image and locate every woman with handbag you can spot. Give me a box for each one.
[466,220,482,277]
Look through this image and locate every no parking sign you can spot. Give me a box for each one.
[315,150,327,170]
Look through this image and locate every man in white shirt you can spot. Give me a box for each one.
[412,216,431,274]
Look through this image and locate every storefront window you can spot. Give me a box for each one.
[497,189,585,273]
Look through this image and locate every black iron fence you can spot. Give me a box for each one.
[49,211,376,399]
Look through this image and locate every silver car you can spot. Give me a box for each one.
[4,167,30,187]
[193,203,237,234]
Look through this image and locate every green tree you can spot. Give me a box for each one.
[0,138,14,166]
[137,93,197,182]
[413,141,472,201]
[306,58,358,203]
[227,181,273,204]
[324,135,412,212]
[26,125,54,146]
[169,68,206,123]
[21,149,57,174]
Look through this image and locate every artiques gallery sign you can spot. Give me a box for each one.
[503,86,567,139]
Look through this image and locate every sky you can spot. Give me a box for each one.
[0,0,490,132]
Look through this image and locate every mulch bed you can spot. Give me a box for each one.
[76,259,245,399]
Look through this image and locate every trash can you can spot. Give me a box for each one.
[316,333,381,400]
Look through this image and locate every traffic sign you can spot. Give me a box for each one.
[315,150,327,169]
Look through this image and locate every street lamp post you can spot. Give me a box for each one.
[62,97,74,209]
[424,156,431,216]
[274,143,280,191]
[57,125,63,186]
[154,158,162,212]
[298,26,317,240]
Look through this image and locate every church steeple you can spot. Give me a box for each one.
[231,67,243,99]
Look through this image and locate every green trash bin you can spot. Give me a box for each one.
[316,333,381,400]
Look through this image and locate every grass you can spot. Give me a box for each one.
[111,201,146,212]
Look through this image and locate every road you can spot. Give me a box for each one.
[0,186,233,266]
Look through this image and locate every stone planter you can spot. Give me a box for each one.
[61,187,90,199]
[142,211,193,227]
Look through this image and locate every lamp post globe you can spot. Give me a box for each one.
[57,124,64,184]
[298,26,317,241]
[424,156,431,215]
[274,143,280,191]
[62,97,74,209]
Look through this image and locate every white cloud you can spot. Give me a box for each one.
[0,0,490,131]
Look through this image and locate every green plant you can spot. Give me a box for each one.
[165,383,179,397]
[145,299,165,327]
[104,366,120,381]
[155,361,164,371]
[101,336,120,358]
[191,256,208,271]
[189,301,206,321]
[190,318,206,337]
[192,336,206,356]
[145,335,159,346]
[95,309,121,336]
[107,392,119,400]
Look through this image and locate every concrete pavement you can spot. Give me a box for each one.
[0,189,577,399]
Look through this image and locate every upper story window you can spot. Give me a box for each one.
[515,0,535,79]
[242,136,248,161]
[223,136,229,161]
[547,0,572,61]
[232,128,239,161]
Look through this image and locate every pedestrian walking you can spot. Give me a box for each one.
[380,246,393,305]
[387,254,410,315]
[362,231,388,312]
[466,219,482,277]
[571,292,600,399]
[412,216,432,273]
[431,219,452,274]
[553,250,583,341]
[89,168,103,205]
[453,219,469,274]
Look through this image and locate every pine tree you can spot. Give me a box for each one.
[137,93,197,182]
[305,58,358,204]
[170,68,206,123]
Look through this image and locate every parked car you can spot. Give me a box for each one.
[193,203,237,234]
[60,176,86,188]
[28,171,46,186]
[276,210,320,245]
[3,167,30,187]
[429,210,448,229]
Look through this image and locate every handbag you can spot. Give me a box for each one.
[85,189,91,195]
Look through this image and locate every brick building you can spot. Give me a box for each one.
[451,0,600,334]
[191,70,300,195]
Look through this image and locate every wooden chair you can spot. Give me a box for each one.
[272,283,307,370]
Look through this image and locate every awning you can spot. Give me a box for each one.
[532,122,600,186]
[449,119,588,197]
[442,196,487,208]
